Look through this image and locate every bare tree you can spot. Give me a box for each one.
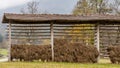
[21,1,40,14]
[110,0,120,14]
[19,1,40,45]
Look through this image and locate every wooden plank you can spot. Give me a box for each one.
[6,35,94,37]
[7,31,95,35]
[54,31,96,33]
[50,22,54,61]
[6,37,51,39]
[10,24,50,25]
[7,25,96,27]
[53,38,95,40]
[96,24,100,52]
[100,28,120,30]
[54,28,95,30]
[7,25,50,27]
[100,43,120,44]
[100,38,120,40]
[100,25,120,27]
[96,23,100,62]
[54,26,95,27]
[54,24,95,26]
[6,37,95,40]
[8,21,11,61]
[100,36,120,37]
[6,29,50,30]
[7,31,50,34]
[6,35,51,37]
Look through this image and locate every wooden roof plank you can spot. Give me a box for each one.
[2,13,120,24]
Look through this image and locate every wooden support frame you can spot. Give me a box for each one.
[50,22,54,61]
[7,22,100,62]
[96,23,100,61]
[8,21,11,61]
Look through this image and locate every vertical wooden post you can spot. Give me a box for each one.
[50,22,54,61]
[96,23,100,61]
[8,21,11,61]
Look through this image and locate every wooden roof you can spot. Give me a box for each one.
[2,13,120,24]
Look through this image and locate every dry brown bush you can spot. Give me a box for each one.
[107,46,120,64]
[11,39,99,63]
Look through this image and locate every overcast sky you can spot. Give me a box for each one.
[0,0,32,10]
[0,0,77,14]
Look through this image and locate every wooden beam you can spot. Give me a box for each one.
[10,28,50,30]
[50,22,54,61]
[6,32,50,33]
[7,25,50,27]
[8,21,11,61]
[96,23,100,62]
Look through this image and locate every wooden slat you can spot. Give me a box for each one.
[100,42,120,44]
[6,37,51,39]
[54,31,96,33]
[54,24,95,26]
[10,24,50,26]
[54,26,95,27]
[6,32,95,35]
[7,29,50,30]
[7,25,96,27]
[100,36,120,37]
[6,33,95,36]
[54,28,95,30]
[7,31,50,34]
[7,25,50,27]
[100,25,120,27]
[6,37,94,40]
[100,28,120,30]
[53,38,94,40]
[6,35,51,36]
[7,34,94,36]
[100,32,120,33]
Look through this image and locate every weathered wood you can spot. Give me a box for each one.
[54,29,95,30]
[96,23,100,62]
[8,21,11,61]
[7,29,50,30]
[54,26,95,27]
[50,22,54,61]
[6,31,50,33]
[6,38,51,39]
[7,25,96,27]
[7,25,50,27]
[100,36,120,37]
[7,32,95,35]
[100,28,120,30]
[6,35,95,37]
[6,37,95,40]
[54,31,96,33]
[6,36,51,39]
[94,24,100,52]
[100,25,120,27]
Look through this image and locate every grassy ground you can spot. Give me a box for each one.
[0,59,120,68]
[0,49,8,56]
[0,49,8,59]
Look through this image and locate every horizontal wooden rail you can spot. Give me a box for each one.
[7,25,50,27]
[6,32,51,33]
[6,29,50,30]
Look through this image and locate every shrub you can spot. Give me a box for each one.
[107,46,120,64]
[11,39,99,63]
